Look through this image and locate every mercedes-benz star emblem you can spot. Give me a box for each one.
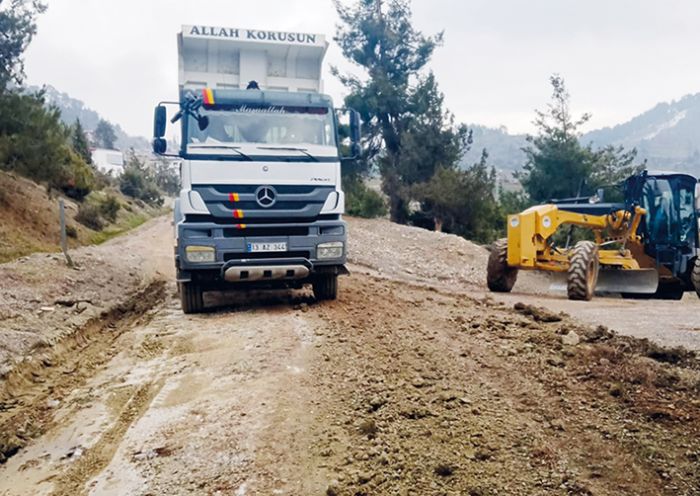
[255,186,277,208]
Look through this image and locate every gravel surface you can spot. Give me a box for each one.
[0,216,698,496]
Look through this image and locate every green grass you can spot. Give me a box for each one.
[89,213,149,245]
[0,230,58,263]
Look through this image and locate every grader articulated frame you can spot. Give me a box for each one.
[487,171,700,301]
[488,204,655,301]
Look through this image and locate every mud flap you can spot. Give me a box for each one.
[549,269,659,295]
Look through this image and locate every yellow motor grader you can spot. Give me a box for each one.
[487,171,700,301]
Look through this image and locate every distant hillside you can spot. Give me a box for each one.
[460,94,700,177]
[26,85,150,152]
[461,125,527,172]
[583,93,700,175]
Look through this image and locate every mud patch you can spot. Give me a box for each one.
[0,281,165,464]
[51,381,163,496]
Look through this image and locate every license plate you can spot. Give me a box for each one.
[247,242,287,253]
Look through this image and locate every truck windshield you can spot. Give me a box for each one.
[188,105,336,148]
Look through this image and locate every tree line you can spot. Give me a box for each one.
[335,0,641,243]
[0,0,178,232]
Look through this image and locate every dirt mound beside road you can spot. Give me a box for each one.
[347,217,490,287]
[311,276,700,496]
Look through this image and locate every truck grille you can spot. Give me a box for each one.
[223,226,309,238]
[224,251,311,261]
[192,184,335,221]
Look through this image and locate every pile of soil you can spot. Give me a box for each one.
[309,276,700,495]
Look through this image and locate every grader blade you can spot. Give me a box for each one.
[549,269,659,295]
[596,268,659,295]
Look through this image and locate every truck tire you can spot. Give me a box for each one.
[179,282,204,314]
[487,238,518,292]
[313,273,338,301]
[692,258,700,299]
[567,241,599,301]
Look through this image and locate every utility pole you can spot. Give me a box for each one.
[59,199,74,267]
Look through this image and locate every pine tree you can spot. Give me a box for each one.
[519,75,640,203]
[71,118,92,165]
[94,119,117,150]
[0,0,46,89]
[334,0,443,222]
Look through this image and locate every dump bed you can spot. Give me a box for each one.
[178,25,328,93]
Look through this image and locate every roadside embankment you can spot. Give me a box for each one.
[0,171,163,263]
[0,216,172,380]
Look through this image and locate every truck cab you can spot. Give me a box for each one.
[153,26,360,313]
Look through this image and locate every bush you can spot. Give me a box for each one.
[344,177,387,218]
[75,202,104,231]
[99,194,121,222]
[65,224,78,238]
[119,150,164,207]
[0,90,95,196]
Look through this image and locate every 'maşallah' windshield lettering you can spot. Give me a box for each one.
[188,106,335,147]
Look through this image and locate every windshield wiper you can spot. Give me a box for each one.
[256,146,319,162]
[188,144,253,161]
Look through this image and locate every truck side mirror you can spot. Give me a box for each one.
[154,105,167,138]
[348,109,362,159]
[153,138,167,155]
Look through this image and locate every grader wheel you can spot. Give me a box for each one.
[567,241,599,301]
[487,238,518,292]
[692,258,700,299]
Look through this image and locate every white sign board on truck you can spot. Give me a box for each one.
[178,25,328,93]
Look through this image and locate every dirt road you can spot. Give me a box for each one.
[0,217,698,495]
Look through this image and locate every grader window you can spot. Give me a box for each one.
[642,178,696,245]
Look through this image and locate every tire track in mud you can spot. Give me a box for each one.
[50,381,164,496]
[0,281,167,465]
[1,265,699,495]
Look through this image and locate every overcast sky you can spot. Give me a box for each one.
[23,0,700,138]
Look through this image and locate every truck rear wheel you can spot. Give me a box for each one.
[487,238,518,292]
[313,273,338,301]
[567,241,599,301]
[692,258,700,299]
[179,282,204,314]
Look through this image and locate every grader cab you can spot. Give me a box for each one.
[488,171,700,301]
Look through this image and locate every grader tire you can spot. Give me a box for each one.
[567,241,599,301]
[487,238,518,293]
[692,259,700,299]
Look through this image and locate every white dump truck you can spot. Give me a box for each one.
[152,26,361,313]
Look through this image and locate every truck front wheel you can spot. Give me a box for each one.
[179,282,204,314]
[313,273,338,301]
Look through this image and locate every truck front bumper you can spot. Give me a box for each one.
[175,218,347,284]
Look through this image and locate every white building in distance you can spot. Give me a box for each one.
[91,148,124,174]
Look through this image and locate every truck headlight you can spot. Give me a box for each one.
[317,241,344,260]
[186,246,215,263]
